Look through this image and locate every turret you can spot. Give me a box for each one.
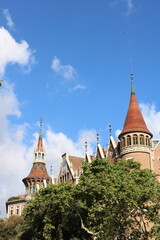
[118,74,153,169]
[22,117,51,194]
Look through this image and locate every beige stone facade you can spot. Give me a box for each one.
[6,196,26,218]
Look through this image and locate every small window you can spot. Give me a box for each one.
[133,134,138,145]
[121,138,124,147]
[10,207,13,216]
[35,153,37,159]
[42,153,44,159]
[38,153,41,159]
[127,135,131,146]
[121,137,125,147]
[146,136,150,146]
[16,206,19,215]
[140,135,144,145]
[123,137,125,147]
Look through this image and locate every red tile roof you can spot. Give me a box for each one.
[119,86,152,139]
[23,162,50,180]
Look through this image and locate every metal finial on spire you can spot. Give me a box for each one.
[85,138,88,153]
[40,116,43,129]
[96,132,99,145]
[50,165,53,176]
[109,124,112,136]
[130,73,135,94]
[130,73,134,82]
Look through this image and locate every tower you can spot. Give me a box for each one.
[22,117,51,194]
[118,75,153,169]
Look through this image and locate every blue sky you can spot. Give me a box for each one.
[1,0,160,217]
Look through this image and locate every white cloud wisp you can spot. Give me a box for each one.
[3,9,14,29]
[125,0,135,16]
[0,27,34,76]
[140,103,160,139]
[51,56,77,80]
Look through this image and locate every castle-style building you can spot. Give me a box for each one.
[6,119,53,218]
[6,76,160,217]
[58,77,160,184]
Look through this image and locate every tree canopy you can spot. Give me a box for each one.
[19,158,160,240]
[0,215,23,240]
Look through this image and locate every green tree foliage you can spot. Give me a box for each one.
[75,158,160,239]
[20,159,160,240]
[20,183,90,240]
[0,215,23,240]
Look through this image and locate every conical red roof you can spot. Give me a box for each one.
[119,81,152,139]
[24,162,50,179]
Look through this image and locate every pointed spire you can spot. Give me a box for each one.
[37,116,43,149]
[130,73,135,94]
[119,75,152,139]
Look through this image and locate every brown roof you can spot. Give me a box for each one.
[119,83,152,139]
[23,162,50,180]
[69,156,84,171]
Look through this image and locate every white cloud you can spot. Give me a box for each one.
[69,84,86,92]
[0,81,96,217]
[140,103,160,139]
[110,0,135,16]
[0,27,35,76]
[44,128,97,176]
[115,129,121,139]
[0,82,30,217]
[51,56,77,80]
[125,0,135,16]
[3,9,14,29]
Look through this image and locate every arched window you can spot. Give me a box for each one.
[35,153,37,159]
[133,134,138,145]
[38,153,41,159]
[127,135,131,146]
[123,137,125,147]
[146,136,150,146]
[42,153,44,159]
[140,134,144,145]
